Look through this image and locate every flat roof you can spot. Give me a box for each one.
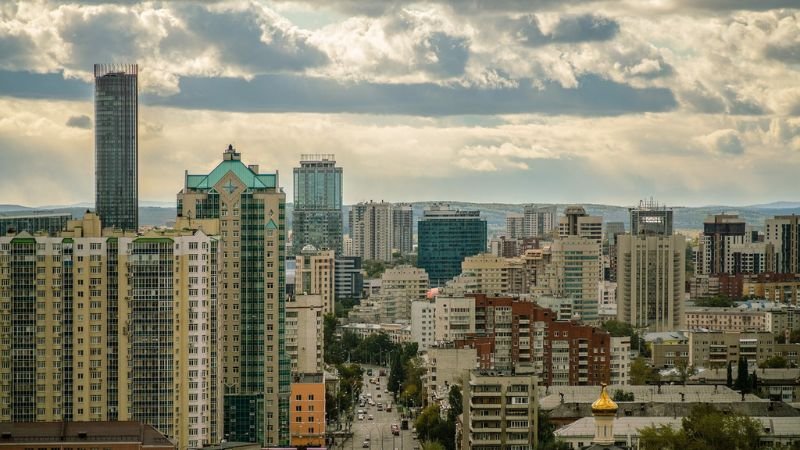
[0,421,172,446]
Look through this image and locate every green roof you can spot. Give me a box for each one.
[186,160,276,190]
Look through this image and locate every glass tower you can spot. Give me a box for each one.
[417,204,487,287]
[292,155,343,255]
[94,63,138,231]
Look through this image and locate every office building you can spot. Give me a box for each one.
[505,213,524,239]
[289,373,325,448]
[0,213,222,450]
[629,199,672,236]
[523,205,557,238]
[295,246,335,314]
[392,203,414,255]
[418,204,487,287]
[0,212,71,235]
[559,206,603,242]
[94,63,138,231]
[292,154,343,255]
[378,265,429,321]
[349,201,394,262]
[766,215,800,274]
[546,237,602,322]
[178,145,287,446]
[696,214,747,275]
[616,234,685,332]
[285,294,324,374]
[459,369,538,450]
[605,222,625,248]
[334,255,363,301]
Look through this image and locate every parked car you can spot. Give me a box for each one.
[391,424,400,436]
[368,415,374,420]
[362,441,369,448]
[358,414,365,421]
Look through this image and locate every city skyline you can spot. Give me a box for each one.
[1,1,799,208]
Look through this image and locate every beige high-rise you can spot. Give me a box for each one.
[295,247,335,314]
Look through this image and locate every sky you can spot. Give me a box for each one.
[0,1,799,208]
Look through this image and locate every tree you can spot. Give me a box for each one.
[750,371,758,393]
[760,355,789,368]
[631,357,654,385]
[675,359,698,385]
[421,443,446,450]
[734,356,750,393]
[447,385,462,423]
[726,361,733,388]
[601,320,649,357]
[775,327,800,344]
[613,390,635,402]
[415,405,442,443]
[639,403,761,450]
[694,295,736,308]
[537,409,571,450]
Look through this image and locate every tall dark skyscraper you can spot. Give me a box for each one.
[94,63,138,231]
[292,154,343,254]
[417,204,487,287]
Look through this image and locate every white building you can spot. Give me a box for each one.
[610,336,631,385]
[286,294,324,374]
[411,299,436,350]
[434,295,476,344]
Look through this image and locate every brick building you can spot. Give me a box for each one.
[454,294,612,386]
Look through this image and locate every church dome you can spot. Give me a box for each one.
[591,384,618,415]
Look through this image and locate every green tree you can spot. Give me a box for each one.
[775,327,800,344]
[447,385,462,423]
[631,357,654,385]
[694,295,736,308]
[726,361,733,388]
[415,405,443,443]
[363,260,387,278]
[538,409,571,450]
[734,356,750,393]
[613,390,635,402]
[601,320,649,357]
[639,403,761,450]
[760,355,789,369]
[421,443,446,450]
[675,359,698,385]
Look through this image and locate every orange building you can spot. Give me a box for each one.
[290,373,326,448]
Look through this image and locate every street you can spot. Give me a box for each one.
[341,365,417,450]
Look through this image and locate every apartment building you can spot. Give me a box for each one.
[0,213,222,450]
[295,246,335,314]
[546,237,602,323]
[289,373,325,448]
[378,265,429,321]
[454,295,612,386]
[460,369,538,450]
[421,347,477,408]
[461,253,527,296]
[558,206,603,242]
[285,294,324,374]
[609,337,631,386]
[349,201,394,262]
[687,330,800,368]
[411,299,436,351]
[433,295,476,343]
[684,306,767,332]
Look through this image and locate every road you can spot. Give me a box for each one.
[343,365,418,450]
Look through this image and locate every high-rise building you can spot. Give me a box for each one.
[696,214,747,275]
[546,237,602,322]
[292,155,343,255]
[558,205,603,241]
[349,201,394,262]
[285,294,324,374]
[178,145,288,446]
[766,215,800,274]
[0,213,222,450]
[295,246,335,314]
[461,253,528,296]
[417,204,487,287]
[629,199,673,236]
[392,203,414,255]
[378,265,429,322]
[94,64,138,231]
[505,213,524,239]
[334,255,363,302]
[616,234,685,331]
[523,205,557,238]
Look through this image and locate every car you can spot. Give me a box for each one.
[368,415,374,420]
[391,424,400,436]
[358,409,365,415]
[386,404,392,412]
[384,389,389,393]
[362,441,369,448]
[358,414,365,421]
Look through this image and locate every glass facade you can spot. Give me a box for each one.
[292,155,343,254]
[0,213,71,235]
[95,64,138,231]
[417,206,487,287]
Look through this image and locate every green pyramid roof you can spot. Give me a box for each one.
[186,159,276,191]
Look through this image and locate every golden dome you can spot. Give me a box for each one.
[591,383,618,415]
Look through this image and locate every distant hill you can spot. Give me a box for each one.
[1,201,797,233]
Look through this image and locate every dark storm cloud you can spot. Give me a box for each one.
[0,33,39,69]
[66,115,92,129]
[0,71,91,100]
[415,32,470,76]
[513,14,620,47]
[57,7,146,71]
[168,4,329,73]
[140,72,676,116]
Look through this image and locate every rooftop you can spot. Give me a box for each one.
[555,416,800,439]
[539,384,764,410]
[0,421,172,446]
[185,146,276,191]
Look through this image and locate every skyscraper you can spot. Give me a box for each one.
[417,204,487,286]
[292,155,343,255]
[696,214,747,275]
[178,145,288,446]
[392,203,414,255]
[349,201,394,262]
[94,64,138,231]
[629,199,673,236]
[522,205,557,238]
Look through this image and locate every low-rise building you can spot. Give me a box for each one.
[341,322,412,344]
[609,337,631,386]
[689,367,800,403]
[684,306,767,332]
[289,373,326,448]
[688,330,800,368]
[0,421,175,450]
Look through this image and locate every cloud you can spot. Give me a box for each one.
[138,72,676,116]
[415,32,470,76]
[513,14,619,46]
[66,114,91,129]
[698,129,745,155]
[456,142,559,171]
